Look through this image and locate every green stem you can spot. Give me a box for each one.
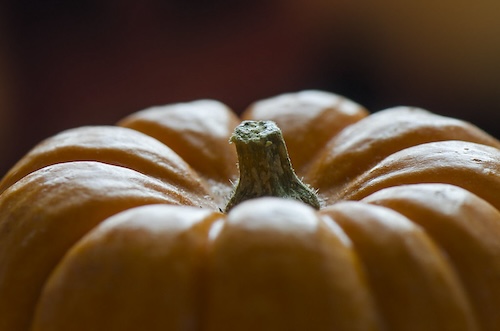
[225,120,320,212]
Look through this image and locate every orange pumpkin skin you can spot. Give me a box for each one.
[1,90,500,331]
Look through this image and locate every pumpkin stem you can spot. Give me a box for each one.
[225,120,320,212]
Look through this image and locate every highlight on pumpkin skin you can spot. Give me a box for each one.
[118,99,239,185]
[0,161,211,331]
[321,201,480,331]
[241,90,369,173]
[0,126,212,197]
[337,140,500,210]
[304,106,500,199]
[361,183,500,331]
[224,120,320,212]
[31,204,224,331]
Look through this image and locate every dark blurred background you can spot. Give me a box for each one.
[1,0,500,176]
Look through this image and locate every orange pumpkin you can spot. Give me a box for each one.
[1,90,500,331]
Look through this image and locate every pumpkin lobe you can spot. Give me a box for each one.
[225,121,320,211]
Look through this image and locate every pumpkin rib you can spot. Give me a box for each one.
[117,99,239,187]
[32,204,222,331]
[305,107,500,198]
[337,140,500,209]
[204,198,383,331]
[241,90,369,172]
[0,161,214,331]
[0,126,211,197]
[321,201,480,331]
[361,183,500,331]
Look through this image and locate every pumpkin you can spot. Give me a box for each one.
[1,90,500,331]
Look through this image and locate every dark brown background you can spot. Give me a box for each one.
[1,0,500,176]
